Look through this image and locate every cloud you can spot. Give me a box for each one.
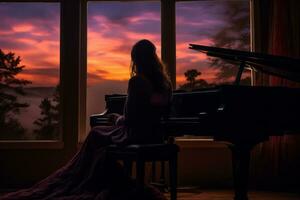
[0,1,239,88]
[87,69,110,83]
[22,67,59,76]
[88,2,160,26]
[0,3,60,88]
[87,72,104,83]
[176,1,229,42]
[0,3,60,54]
[14,67,59,86]
[0,3,59,21]
[87,4,161,83]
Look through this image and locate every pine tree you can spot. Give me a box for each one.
[34,85,60,140]
[0,49,31,139]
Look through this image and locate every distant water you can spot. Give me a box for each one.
[13,81,128,140]
[17,87,56,139]
[85,80,127,140]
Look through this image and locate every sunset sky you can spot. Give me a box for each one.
[0,1,249,138]
[0,1,248,87]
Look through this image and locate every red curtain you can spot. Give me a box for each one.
[251,0,300,190]
[269,0,300,86]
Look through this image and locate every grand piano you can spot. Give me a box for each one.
[90,45,300,200]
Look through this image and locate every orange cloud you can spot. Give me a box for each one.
[1,18,60,87]
[88,31,130,82]
[1,4,221,88]
[87,21,161,84]
[12,23,34,32]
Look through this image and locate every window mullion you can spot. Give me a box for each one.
[60,0,81,156]
[161,0,176,88]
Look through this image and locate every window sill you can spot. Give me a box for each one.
[175,138,228,149]
[0,140,64,149]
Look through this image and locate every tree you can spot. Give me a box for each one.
[0,49,31,139]
[184,69,201,87]
[179,69,213,91]
[34,85,60,140]
[210,1,250,82]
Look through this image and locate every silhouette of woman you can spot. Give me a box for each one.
[1,39,172,200]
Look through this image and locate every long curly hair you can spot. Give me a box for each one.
[130,39,171,92]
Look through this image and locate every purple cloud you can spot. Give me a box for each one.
[22,68,59,77]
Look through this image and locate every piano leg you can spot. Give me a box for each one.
[229,144,253,200]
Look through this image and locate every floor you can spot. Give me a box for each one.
[1,189,299,200]
[165,189,300,200]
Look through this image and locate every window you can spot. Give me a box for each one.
[86,1,161,135]
[0,1,250,141]
[175,0,250,139]
[176,0,250,90]
[85,0,250,138]
[0,3,60,140]
[0,0,254,189]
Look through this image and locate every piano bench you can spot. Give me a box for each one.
[106,143,179,200]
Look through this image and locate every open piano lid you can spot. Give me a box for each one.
[189,44,300,83]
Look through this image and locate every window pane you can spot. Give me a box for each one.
[87,1,161,135]
[0,3,60,140]
[176,0,250,90]
[176,0,250,139]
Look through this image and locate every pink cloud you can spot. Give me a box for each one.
[12,23,35,32]
[87,14,161,84]
[0,18,60,87]
[1,4,222,88]
[128,12,160,23]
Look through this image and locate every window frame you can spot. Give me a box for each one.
[82,0,174,141]
[82,0,251,141]
[0,0,63,148]
[0,0,252,189]
[0,0,252,147]
[0,0,84,189]
[0,0,81,154]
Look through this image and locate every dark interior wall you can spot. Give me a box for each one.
[0,142,233,189]
[1,140,298,191]
[176,142,232,187]
[144,141,233,188]
[0,149,67,189]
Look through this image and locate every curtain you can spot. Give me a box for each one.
[251,0,300,190]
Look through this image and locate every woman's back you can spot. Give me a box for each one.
[124,75,171,144]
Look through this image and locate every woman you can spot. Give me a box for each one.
[1,39,172,200]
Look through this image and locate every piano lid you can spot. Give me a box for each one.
[189,44,300,83]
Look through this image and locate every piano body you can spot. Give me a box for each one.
[90,45,300,200]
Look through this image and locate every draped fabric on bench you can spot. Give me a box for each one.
[1,76,171,200]
[0,126,166,200]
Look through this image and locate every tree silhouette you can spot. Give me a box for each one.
[34,85,60,140]
[184,69,201,87]
[179,69,213,91]
[0,49,31,139]
[210,1,250,82]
